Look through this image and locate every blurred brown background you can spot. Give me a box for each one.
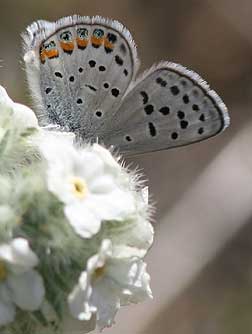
[1,0,252,333]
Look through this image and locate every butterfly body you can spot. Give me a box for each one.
[23,15,229,156]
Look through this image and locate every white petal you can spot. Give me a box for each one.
[77,151,104,181]
[12,103,38,129]
[88,174,117,193]
[86,240,112,274]
[0,238,38,273]
[65,203,101,238]
[80,240,118,329]
[92,144,121,173]
[68,240,112,327]
[0,86,38,129]
[83,240,112,280]
[112,245,147,259]
[7,270,45,310]
[40,137,78,200]
[99,239,112,258]
[92,277,120,330]
[68,274,95,321]
[41,141,105,204]
[108,258,153,304]
[40,133,77,166]
[88,189,136,222]
[108,217,154,255]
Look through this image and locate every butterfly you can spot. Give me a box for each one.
[22,15,229,156]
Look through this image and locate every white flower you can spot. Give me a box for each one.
[0,238,45,326]
[104,214,154,258]
[0,85,38,129]
[40,139,137,238]
[103,185,154,256]
[68,239,152,330]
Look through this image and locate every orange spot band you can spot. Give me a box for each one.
[60,41,75,52]
[76,38,89,48]
[45,49,59,59]
[91,36,104,46]
[104,39,114,50]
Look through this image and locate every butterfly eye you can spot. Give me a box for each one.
[60,31,73,42]
[44,41,56,50]
[93,29,104,38]
[77,28,88,40]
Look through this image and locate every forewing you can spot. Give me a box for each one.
[23,15,139,136]
[100,62,229,156]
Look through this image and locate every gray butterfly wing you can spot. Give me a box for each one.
[99,62,229,156]
[23,15,139,136]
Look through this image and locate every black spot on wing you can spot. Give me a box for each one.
[89,60,96,68]
[193,104,200,111]
[92,45,101,49]
[170,85,180,95]
[171,132,178,140]
[115,55,123,66]
[125,135,132,142]
[183,94,190,104]
[156,77,167,87]
[45,88,52,94]
[148,122,157,137]
[85,84,97,92]
[63,50,73,55]
[105,47,113,54]
[159,106,170,115]
[144,105,154,115]
[199,114,205,122]
[77,98,83,104]
[111,88,120,97]
[177,111,185,119]
[140,91,149,105]
[99,65,106,72]
[78,45,87,50]
[107,33,117,43]
[180,120,189,129]
[120,43,127,54]
[95,111,103,118]
[55,72,63,78]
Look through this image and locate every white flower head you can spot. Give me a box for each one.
[40,138,137,238]
[68,239,152,330]
[103,184,154,257]
[0,85,38,129]
[0,238,45,326]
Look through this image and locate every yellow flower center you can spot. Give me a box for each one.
[70,177,88,199]
[0,261,7,281]
[92,266,106,282]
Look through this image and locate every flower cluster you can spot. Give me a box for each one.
[0,87,154,333]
